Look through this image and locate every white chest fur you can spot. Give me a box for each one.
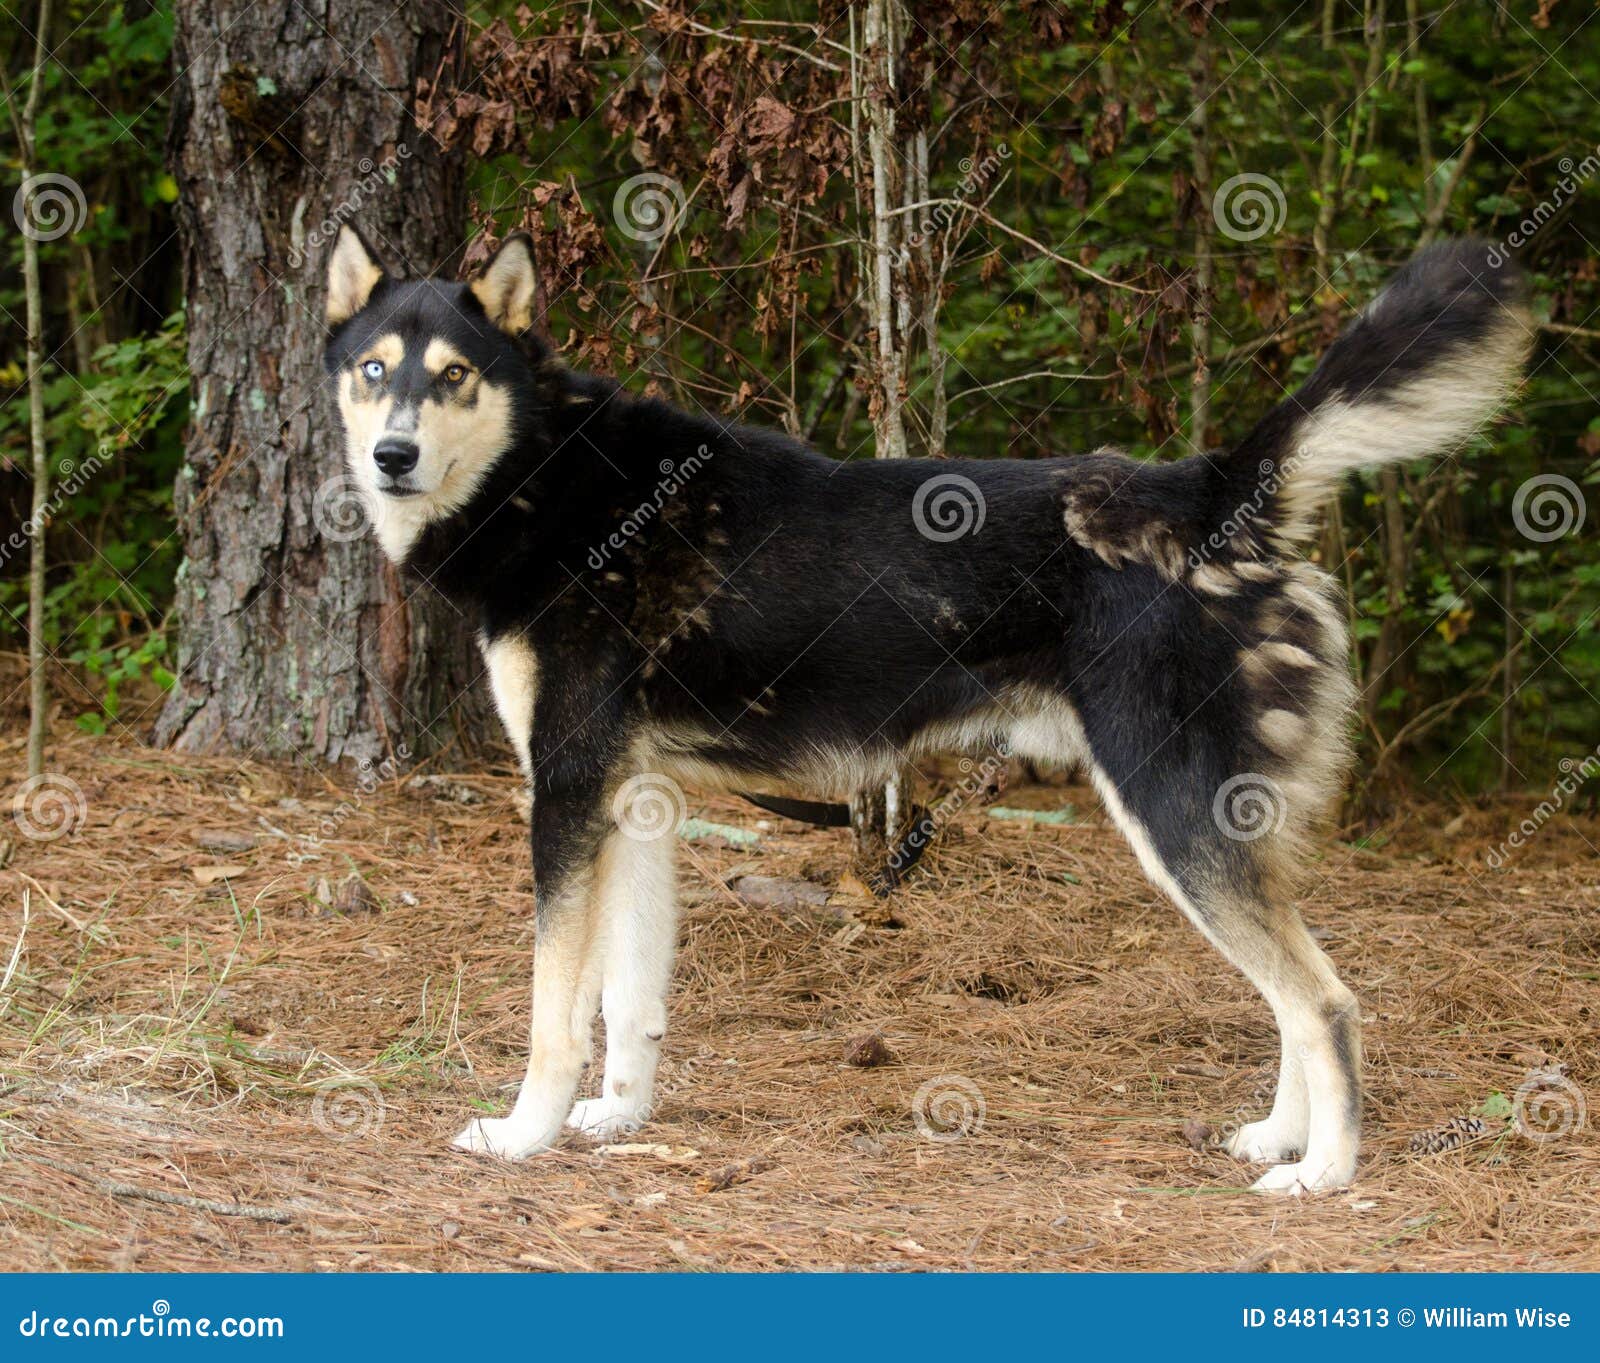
[479,632,538,777]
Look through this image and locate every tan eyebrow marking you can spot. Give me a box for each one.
[423,338,473,376]
[359,333,405,370]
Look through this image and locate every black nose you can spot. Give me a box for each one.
[373,437,419,478]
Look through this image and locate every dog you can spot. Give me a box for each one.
[323,226,1529,1192]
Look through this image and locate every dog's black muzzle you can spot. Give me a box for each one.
[373,436,420,479]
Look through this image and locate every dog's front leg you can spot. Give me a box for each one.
[454,796,605,1160]
[566,823,679,1139]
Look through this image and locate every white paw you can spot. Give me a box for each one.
[1225,1118,1305,1165]
[452,1114,560,1160]
[565,1096,647,1140]
[1250,1157,1353,1195]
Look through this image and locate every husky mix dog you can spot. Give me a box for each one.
[323,226,1528,1192]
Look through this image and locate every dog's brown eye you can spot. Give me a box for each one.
[443,363,468,385]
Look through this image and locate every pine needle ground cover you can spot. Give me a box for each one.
[1,727,1594,1272]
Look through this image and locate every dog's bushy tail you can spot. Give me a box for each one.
[1226,239,1532,552]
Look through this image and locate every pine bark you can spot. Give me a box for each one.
[22,0,53,779]
[156,0,490,766]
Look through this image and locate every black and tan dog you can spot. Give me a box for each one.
[324,227,1529,1191]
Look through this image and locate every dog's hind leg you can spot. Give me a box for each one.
[1188,889,1358,1193]
[566,827,679,1139]
[1036,644,1360,1194]
[1226,1007,1311,1167]
[1084,765,1361,1193]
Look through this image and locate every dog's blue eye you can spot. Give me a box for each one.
[361,360,385,381]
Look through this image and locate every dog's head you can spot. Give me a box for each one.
[322,226,538,558]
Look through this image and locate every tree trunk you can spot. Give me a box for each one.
[848,0,912,860]
[22,0,54,780]
[156,0,490,767]
[1361,465,1408,733]
[1189,33,1214,454]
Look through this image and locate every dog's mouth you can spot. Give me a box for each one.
[379,481,423,499]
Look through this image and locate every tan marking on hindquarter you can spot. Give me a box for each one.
[1259,707,1309,754]
[1241,641,1320,677]
[1190,562,1240,597]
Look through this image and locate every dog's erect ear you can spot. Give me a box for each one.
[468,233,537,335]
[325,224,387,327]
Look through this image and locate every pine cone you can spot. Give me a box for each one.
[1408,1114,1491,1156]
